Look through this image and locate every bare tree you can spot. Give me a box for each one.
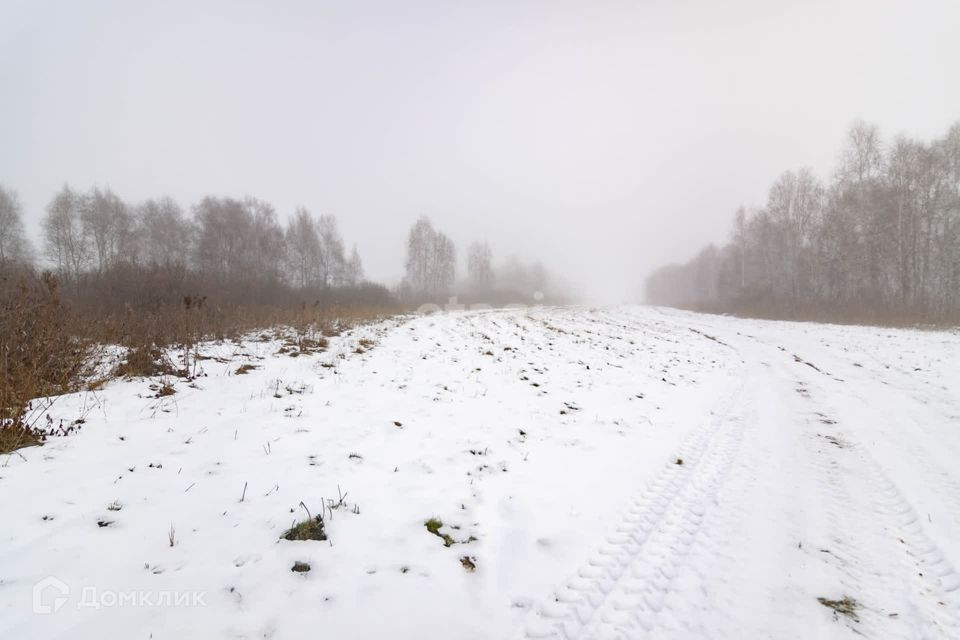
[730,206,749,290]
[247,197,286,284]
[192,197,254,284]
[432,232,456,294]
[403,217,455,296]
[43,185,90,285]
[0,185,32,265]
[316,214,345,287]
[344,244,364,286]
[765,168,824,300]
[838,120,884,185]
[467,241,493,292]
[404,217,435,294]
[137,196,192,267]
[81,187,133,273]
[191,196,288,291]
[285,207,321,288]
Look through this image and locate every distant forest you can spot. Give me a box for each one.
[646,121,960,324]
[1,185,565,417]
[0,186,562,313]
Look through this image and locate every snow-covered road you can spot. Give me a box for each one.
[2,307,959,639]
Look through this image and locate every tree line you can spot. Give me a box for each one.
[399,216,561,304]
[0,186,563,311]
[0,184,387,310]
[646,120,960,324]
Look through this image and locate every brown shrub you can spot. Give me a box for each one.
[1,263,398,452]
[1,270,91,452]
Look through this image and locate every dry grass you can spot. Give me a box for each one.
[282,502,327,542]
[89,302,391,372]
[0,422,42,454]
[87,302,391,381]
[282,516,327,541]
[817,595,859,621]
[1,266,397,453]
[1,270,92,453]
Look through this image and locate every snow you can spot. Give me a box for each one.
[2,306,959,639]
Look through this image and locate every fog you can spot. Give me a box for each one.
[2,0,959,302]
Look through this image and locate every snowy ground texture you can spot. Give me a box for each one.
[2,306,960,639]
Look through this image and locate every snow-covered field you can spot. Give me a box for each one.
[2,306,959,639]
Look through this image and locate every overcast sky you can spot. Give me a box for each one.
[2,0,959,301]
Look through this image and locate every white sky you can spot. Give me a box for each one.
[2,0,959,301]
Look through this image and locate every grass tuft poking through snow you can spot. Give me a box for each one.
[817,596,859,621]
[424,517,455,547]
[282,517,327,541]
[424,517,476,547]
[283,503,328,541]
[154,380,176,397]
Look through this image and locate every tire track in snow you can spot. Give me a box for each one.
[864,461,960,638]
[783,349,960,640]
[804,424,960,639]
[519,368,748,639]
[516,318,960,640]
[871,424,960,543]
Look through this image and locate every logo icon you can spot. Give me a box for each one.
[33,576,69,614]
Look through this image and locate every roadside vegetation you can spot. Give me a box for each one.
[646,120,960,326]
[0,184,573,453]
[0,263,394,453]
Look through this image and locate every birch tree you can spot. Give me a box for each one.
[43,185,90,285]
[0,186,32,265]
[467,241,494,291]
